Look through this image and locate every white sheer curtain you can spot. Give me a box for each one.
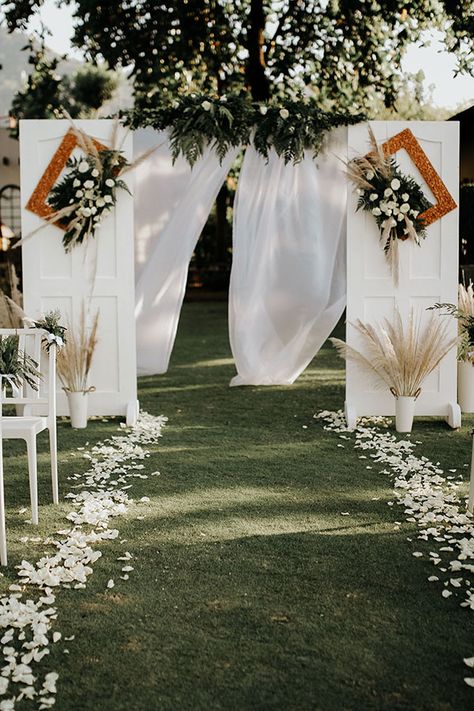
[133,127,239,375]
[229,126,347,386]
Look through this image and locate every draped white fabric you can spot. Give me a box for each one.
[228,126,347,386]
[133,127,238,375]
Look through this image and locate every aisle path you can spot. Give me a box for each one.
[21,302,474,710]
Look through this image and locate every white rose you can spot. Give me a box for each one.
[75,190,83,198]
[372,207,382,216]
[84,190,94,199]
[201,100,212,111]
[84,180,94,189]
[391,178,401,190]
[380,202,390,214]
[91,206,97,214]
[78,161,89,173]
[96,197,105,208]
[387,201,396,210]
[73,179,81,188]
[81,207,92,217]
[105,178,115,188]
[260,105,268,115]
[402,193,409,201]
[400,203,410,213]
[365,170,374,180]
[92,169,100,177]
[384,188,392,198]
[397,213,404,221]
[279,108,289,119]
[369,193,378,201]
[104,195,113,203]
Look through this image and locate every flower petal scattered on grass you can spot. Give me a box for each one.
[0,412,166,709]
[317,409,474,691]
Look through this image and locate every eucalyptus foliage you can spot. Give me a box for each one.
[125,96,362,165]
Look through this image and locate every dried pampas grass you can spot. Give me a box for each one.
[331,310,457,397]
[57,306,99,392]
[458,282,474,318]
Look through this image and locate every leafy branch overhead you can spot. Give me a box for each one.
[124,95,363,165]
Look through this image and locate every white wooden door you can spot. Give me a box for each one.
[20,119,138,422]
[346,121,459,425]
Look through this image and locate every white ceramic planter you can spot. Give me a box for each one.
[395,396,416,433]
[457,361,474,413]
[67,391,89,429]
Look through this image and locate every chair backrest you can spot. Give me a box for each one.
[0,328,56,423]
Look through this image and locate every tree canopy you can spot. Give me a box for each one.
[2,0,474,111]
[8,38,118,135]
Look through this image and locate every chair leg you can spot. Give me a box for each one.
[0,438,7,566]
[26,435,38,526]
[49,426,58,505]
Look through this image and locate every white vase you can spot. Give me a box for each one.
[457,361,474,413]
[395,396,416,433]
[67,391,89,429]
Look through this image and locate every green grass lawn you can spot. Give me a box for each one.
[1,301,473,710]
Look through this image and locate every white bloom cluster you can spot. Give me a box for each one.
[316,409,474,689]
[0,411,166,708]
[369,179,420,235]
[71,162,116,233]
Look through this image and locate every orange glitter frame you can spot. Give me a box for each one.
[381,128,457,226]
[26,129,107,231]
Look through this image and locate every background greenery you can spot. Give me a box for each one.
[0,302,473,710]
[4,0,474,109]
[3,1,472,290]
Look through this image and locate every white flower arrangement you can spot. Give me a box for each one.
[347,128,432,285]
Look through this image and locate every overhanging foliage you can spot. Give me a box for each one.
[124,95,363,165]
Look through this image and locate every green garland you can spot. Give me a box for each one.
[124,95,363,166]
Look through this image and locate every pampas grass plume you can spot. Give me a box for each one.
[331,310,457,397]
[57,306,99,392]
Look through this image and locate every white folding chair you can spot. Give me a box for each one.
[0,329,58,542]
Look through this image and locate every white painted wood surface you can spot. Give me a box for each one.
[345,121,460,427]
[20,119,138,423]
